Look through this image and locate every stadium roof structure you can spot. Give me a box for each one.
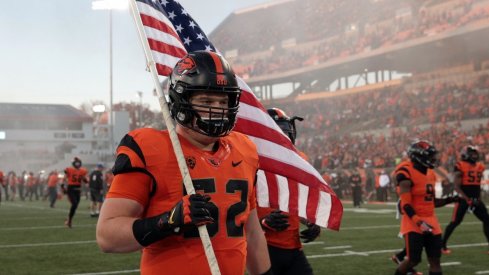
[242,20,489,86]
[0,103,92,122]
[209,0,489,100]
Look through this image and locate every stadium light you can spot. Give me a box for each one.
[92,104,106,113]
[92,0,127,153]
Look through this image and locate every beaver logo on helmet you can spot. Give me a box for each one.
[175,56,196,76]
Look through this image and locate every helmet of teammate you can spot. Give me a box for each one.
[460,145,479,164]
[168,51,241,137]
[407,140,439,169]
[72,157,82,169]
[267,107,303,145]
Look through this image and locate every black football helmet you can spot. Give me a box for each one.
[267,107,303,145]
[461,145,479,164]
[168,51,241,137]
[72,157,82,169]
[407,140,439,169]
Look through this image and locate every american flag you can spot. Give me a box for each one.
[132,0,342,230]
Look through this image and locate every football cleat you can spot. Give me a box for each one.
[391,254,402,265]
[64,219,72,229]
[441,247,452,255]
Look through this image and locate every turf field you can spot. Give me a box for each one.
[0,198,487,275]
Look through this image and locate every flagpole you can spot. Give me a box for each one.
[128,1,221,274]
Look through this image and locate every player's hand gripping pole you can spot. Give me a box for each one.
[128,1,221,274]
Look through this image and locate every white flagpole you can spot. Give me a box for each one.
[128,1,221,274]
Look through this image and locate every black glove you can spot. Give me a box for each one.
[133,193,215,246]
[446,195,460,204]
[300,222,321,243]
[167,193,215,232]
[261,210,290,231]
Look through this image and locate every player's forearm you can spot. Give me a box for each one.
[245,211,271,275]
[96,216,142,253]
[246,230,271,275]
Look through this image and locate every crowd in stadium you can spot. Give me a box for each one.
[277,76,489,171]
[212,0,489,78]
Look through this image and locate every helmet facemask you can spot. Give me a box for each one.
[461,146,479,164]
[72,157,82,169]
[172,90,240,137]
[408,140,439,169]
[267,107,303,145]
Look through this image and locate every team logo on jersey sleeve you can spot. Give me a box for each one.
[185,156,196,169]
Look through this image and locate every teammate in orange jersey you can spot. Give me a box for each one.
[442,145,489,254]
[96,51,271,275]
[63,157,88,228]
[394,140,450,275]
[0,169,4,204]
[257,107,320,275]
[46,170,60,208]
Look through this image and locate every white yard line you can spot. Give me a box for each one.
[69,270,140,275]
[0,240,96,248]
[307,243,487,259]
[0,224,95,231]
[475,271,489,274]
[441,262,461,266]
[4,202,91,214]
[323,245,352,250]
[302,241,324,246]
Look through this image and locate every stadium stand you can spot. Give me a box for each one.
[209,0,489,200]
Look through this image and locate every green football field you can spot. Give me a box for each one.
[0,198,487,275]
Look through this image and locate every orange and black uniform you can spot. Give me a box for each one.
[107,128,259,275]
[395,160,442,263]
[257,151,313,275]
[64,166,88,221]
[0,170,4,203]
[442,160,489,249]
[47,171,59,208]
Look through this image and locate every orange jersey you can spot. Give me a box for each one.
[47,173,59,187]
[455,160,485,198]
[395,161,441,235]
[64,167,88,186]
[107,128,259,275]
[0,171,3,184]
[257,207,301,249]
[26,175,35,187]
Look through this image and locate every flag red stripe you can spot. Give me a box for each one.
[234,119,297,152]
[148,38,187,59]
[260,156,334,194]
[239,90,267,111]
[287,179,299,216]
[306,188,320,224]
[265,171,279,209]
[140,13,181,42]
[156,63,173,76]
[328,196,343,230]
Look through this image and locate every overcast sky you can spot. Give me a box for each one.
[0,0,271,111]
